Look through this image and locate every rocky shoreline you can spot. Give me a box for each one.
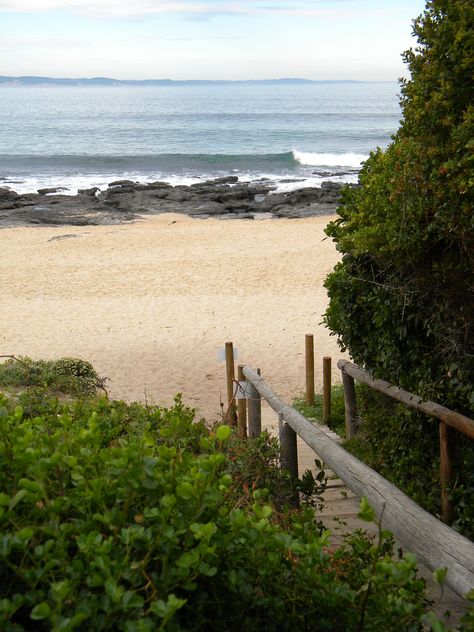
[0,176,349,227]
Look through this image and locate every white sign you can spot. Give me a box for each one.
[217,347,238,362]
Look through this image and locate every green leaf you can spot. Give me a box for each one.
[122,591,144,610]
[18,527,34,542]
[176,482,194,500]
[30,602,51,620]
[433,567,448,585]
[358,497,376,522]
[216,425,231,441]
[51,580,71,602]
[150,594,186,619]
[9,489,27,510]
[104,578,124,603]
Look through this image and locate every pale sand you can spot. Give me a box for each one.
[1,213,345,420]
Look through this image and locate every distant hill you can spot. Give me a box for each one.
[0,75,364,87]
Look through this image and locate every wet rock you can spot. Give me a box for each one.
[0,187,19,199]
[0,177,346,227]
[37,187,68,195]
[108,180,136,187]
[78,187,100,196]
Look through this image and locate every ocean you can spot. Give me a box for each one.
[0,82,401,195]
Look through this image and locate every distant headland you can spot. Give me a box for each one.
[0,75,369,87]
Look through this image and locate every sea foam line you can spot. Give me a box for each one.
[292,149,368,168]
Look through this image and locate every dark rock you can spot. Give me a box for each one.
[0,187,19,199]
[78,187,100,196]
[320,180,340,190]
[37,187,68,195]
[279,178,306,184]
[149,190,169,199]
[108,180,136,187]
[103,186,136,195]
[134,182,172,191]
[0,177,345,227]
[166,190,193,203]
[208,175,239,185]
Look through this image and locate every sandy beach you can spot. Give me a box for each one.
[1,213,345,420]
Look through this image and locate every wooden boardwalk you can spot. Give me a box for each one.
[260,403,468,629]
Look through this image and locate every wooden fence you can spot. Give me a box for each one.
[234,364,474,599]
[338,359,474,525]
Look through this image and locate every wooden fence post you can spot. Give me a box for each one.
[247,368,261,438]
[439,422,456,524]
[279,413,298,478]
[225,342,237,427]
[237,365,247,438]
[305,334,315,406]
[341,368,357,439]
[279,413,299,507]
[323,356,331,423]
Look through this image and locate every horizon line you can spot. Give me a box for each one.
[0,74,398,85]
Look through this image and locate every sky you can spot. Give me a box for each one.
[0,0,427,81]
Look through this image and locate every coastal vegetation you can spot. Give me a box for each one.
[0,359,454,631]
[323,0,474,536]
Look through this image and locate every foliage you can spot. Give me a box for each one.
[343,388,441,514]
[0,391,445,631]
[294,385,347,438]
[324,0,474,407]
[323,0,474,534]
[0,356,106,398]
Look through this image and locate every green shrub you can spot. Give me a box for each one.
[0,357,106,398]
[0,393,444,631]
[323,0,474,536]
[324,0,474,409]
[343,388,441,514]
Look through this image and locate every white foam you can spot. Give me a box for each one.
[1,173,204,196]
[292,149,368,168]
[237,171,359,192]
[2,168,359,197]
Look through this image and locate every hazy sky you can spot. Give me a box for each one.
[0,0,427,80]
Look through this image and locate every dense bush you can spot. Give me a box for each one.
[0,357,106,398]
[0,392,448,631]
[323,0,474,533]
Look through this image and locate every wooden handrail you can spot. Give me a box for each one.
[243,365,474,599]
[337,360,474,524]
[337,360,474,440]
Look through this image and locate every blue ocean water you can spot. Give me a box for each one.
[0,82,401,194]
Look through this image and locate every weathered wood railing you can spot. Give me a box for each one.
[241,365,474,599]
[338,359,474,525]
